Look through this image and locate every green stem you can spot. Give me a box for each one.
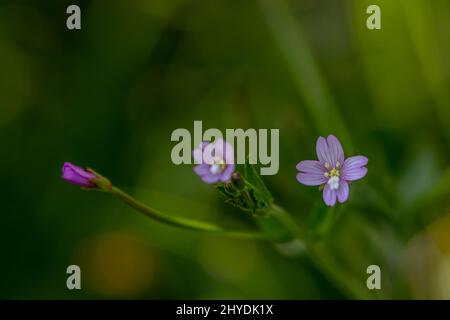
[265,204,371,299]
[110,186,271,240]
[109,185,367,298]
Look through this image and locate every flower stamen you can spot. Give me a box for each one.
[325,166,341,190]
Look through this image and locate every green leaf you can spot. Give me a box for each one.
[243,162,273,203]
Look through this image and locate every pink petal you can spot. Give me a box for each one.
[342,156,368,181]
[296,160,327,186]
[61,162,96,187]
[327,135,344,165]
[296,160,325,174]
[64,163,96,179]
[201,174,220,184]
[220,164,235,182]
[296,172,327,186]
[216,138,234,164]
[336,181,349,203]
[194,164,210,175]
[316,135,344,167]
[193,149,203,164]
[193,142,208,164]
[316,136,333,165]
[323,184,337,206]
[202,143,216,164]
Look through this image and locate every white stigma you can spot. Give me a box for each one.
[210,164,221,174]
[210,156,225,174]
[327,176,340,190]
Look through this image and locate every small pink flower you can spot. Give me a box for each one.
[193,138,235,184]
[296,135,368,206]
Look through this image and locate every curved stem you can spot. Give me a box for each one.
[111,186,271,240]
[110,184,366,298]
[268,204,372,299]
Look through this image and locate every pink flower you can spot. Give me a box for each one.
[193,139,235,184]
[296,135,368,206]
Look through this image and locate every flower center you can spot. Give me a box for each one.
[324,162,341,190]
[327,176,340,190]
[210,156,226,174]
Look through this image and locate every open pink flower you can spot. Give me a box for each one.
[193,138,235,184]
[296,135,368,206]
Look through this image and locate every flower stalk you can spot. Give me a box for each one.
[110,186,272,240]
[61,162,272,239]
[61,160,367,299]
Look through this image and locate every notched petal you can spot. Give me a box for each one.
[296,160,325,174]
[336,181,349,203]
[323,184,337,206]
[316,136,332,165]
[296,172,327,186]
[342,156,368,181]
[327,135,344,165]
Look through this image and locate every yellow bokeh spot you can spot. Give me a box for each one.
[74,232,158,297]
[428,207,450,255]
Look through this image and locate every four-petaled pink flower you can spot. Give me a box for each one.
[296,135,368,206]
[193,138,235,184]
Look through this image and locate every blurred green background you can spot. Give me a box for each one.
[1,0,450,299]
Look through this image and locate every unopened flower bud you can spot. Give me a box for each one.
[61,162,111,191]
[231,172,245,190]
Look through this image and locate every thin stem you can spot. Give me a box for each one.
[268,204,371,299]
[110,186,271,240]
[110,185,367,298]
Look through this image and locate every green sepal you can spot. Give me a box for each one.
[217,162,274,215]
[86,168,112,192]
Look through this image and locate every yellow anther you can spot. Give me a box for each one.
[324,162,330,169]
[329,168,340,177]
